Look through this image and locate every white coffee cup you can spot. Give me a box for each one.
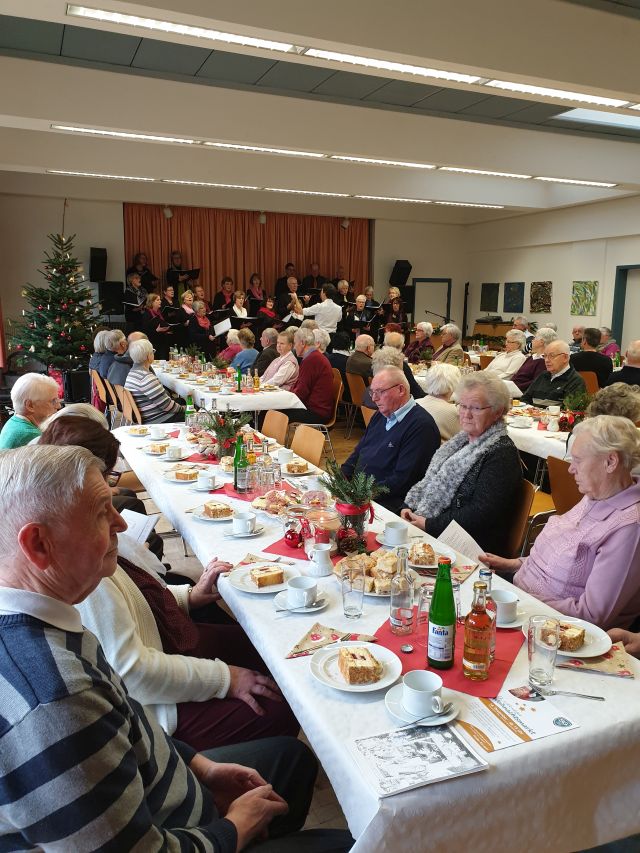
[492,589,519,623]
[197,471,216,490]
[233,511,256,535]
[166,446,182,460]
[287,576,317,608]
[547,405,561,415]
[278,447,293,464]
[384,521,408,546]
[402,670,444,717]
[149,425,166,439]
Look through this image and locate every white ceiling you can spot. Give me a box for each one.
[1,0,640,224]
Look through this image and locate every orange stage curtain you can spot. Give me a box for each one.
[123,203,370,299]
[0,298,6,369]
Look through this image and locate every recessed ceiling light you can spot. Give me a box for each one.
[264,188,350,197]
[355,195,432,204]
[204,142,324,158]
[162,179,260,190]
[434,201,504,208]
[534,176,617,188]
[330,155,435,169]
[555,107,640,131]
[485,79,628,108]
[305,48,480,85]
[47,169,154,181]
[51,124,197,144]
[66,5,293,52]
[439,166,531,179]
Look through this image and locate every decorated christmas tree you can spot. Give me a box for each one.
[10,233,99,368]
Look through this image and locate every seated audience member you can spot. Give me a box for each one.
[278,327,335,424]
[125,339,185,423]
[300,262,326,296]
[521,340,586,404]
[483,416,640,630]
[193,283,211,313]
[599,326,621,359]
[539,322,558,332]
[302,283,343,334]
[569,324,585,353]
[254,328,279,375]
[313,327,332,356]
[484,329,527,380]
[300,318,318,331]
[143,294,171,359]
[275,262,297,297]
[123,271,148,330]
[126,251,158,291]
[381,333,426,399]
[404,322,434,364]
[0,373,60,449]
[230,329,258,373]
[342,368,439,514]
[232,290,248,318]
[431,323,465,366]
[261,329,299,390]
[416,362,462,442]
[570,327,613,387]
[0,445,352,852]
[187,300,217,357]
[346,334,375,380]
[586,383,640,423]
[401,372,522,554]
[99,329,127,379]
[89,329,109,372]
[211,276,235,311]
[512,315,534,353]
[605,340,640,387]
[219,328,242,363]
[511,328,557,394]
[107,331,148,386]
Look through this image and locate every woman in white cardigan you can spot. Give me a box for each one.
[484,328,528,380]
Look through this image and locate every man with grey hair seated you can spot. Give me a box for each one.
[342,367,439,514]
[253,328,279,376]
[278,326,335,424]
[522,339,586,404]
[346,334,375,380]
[125,338,185,423]
[98,328,127,379]
[511,327,558,394]
[512,315,534,353]
[431,323,465,366]
[0,445,353,852]
[605,340,640,387]
[107,330,149,387]
[484,329,527,380]
[0,372,61,448]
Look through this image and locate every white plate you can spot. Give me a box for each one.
[496,609,527,629]
[374,535,457,568]
[223,527,266,539]
[385,684,459,726]
[192,506,234,523]
[191,483,223,493]
[521,617,612,658]
[310,641,402,693]
[283,465,318,477]
[509,420,534,430]
[273,590,329,614]
[163,471,199,484]
[332,568,421,598]
[228,564,298,594]
[127,427,150,436]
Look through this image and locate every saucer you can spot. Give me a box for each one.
[385,684,459,726]
[222,526,265,539]
[192,483,222,493]
[273,590,329,614]
[496,609,527,629]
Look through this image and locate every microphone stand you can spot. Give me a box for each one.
[425,310,451,324]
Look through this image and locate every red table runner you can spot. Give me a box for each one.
[264,531,380,563]
[186,452,218,465]
[222,481,298,503]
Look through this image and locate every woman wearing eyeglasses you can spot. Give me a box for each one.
[401,372,522,554]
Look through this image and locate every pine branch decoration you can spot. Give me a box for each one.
[320,459,388,506]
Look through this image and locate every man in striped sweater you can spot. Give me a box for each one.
[0,446,352,852]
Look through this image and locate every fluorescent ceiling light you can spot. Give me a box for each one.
[51,124,196,144]
[264,188,350,197]
[47,169,154,181]
[434,201,504,209]
[66,5,293,51]
[162,179,260,190]
[534,176,616,188]
[355,195,432,204]
[305,48,480,85]
[555,107,640,131]
[330,155,435,169]
[439,166,531,179]
[485,79,628,108]
[204,142,324,158]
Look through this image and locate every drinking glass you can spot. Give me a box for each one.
[452,580,463,624]
[528,616,559,687]
[342,565,365,620]
[260,468,275,494]
[416,580,436,648]
[272,462,282,488]
[246,465,261,499]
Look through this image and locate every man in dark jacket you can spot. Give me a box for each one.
[254,328,279,376]
[604,340,640,387]
[106,331,148,387]
[570,327,613,388]
[522,340,586,404]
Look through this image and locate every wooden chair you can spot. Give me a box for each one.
[479,354,495,370]
[261,410,289,446]
[578,371,599,395]
[547,456,582,515]
[290,424,326,468]
[102,375,123,428]
[116,385,143,425]
[90,369,110,422]
[462,352,473,367]
[504,479,536,558]
[361,405,376,428]
[286,369,343,463]
[345,372,367,439]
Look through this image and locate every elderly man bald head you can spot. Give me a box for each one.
[522,339,586,404]
[346,334,376,381]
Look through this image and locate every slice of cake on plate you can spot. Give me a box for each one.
[338,647,383,685]
[250,565,284,587]
[174,467,198,481]
[203,500,232,518]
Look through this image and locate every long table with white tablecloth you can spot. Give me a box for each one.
[115,425,640,852]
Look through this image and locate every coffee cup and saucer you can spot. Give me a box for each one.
[385,671,458,726]
[375,521,409,548]
[493,589,526,628]
[273,576,329,614]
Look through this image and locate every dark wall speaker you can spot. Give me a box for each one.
[99,281,125,315]
[389,259,412,288]
[90,247,107,282]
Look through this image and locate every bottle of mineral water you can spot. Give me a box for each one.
[390,547,414,635]
[479,567,497,663]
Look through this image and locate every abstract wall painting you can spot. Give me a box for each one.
[480,282,500,313]
[529,281,552,314]
[570,281,598,316]
[503,282,525,314]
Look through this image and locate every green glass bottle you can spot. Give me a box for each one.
[184,394,195,417]
[236,366,243,392]
[427,557,456,670]
[233,435,248,492]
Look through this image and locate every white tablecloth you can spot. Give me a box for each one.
[507,422,569,461]
[156,368,305,412]
[115,426,640,852]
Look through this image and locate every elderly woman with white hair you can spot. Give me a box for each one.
[431,323,465,366]
[380,334,426,399]
[219,328,242,363]
[96,328,126,379]
[416,362,462,441]
[125,338,185,423]
[404,321,434,364]
[89,329,110,372]
[313,327,332,354]
[484,329,528,380]
[483,416,640,630]
[401,372,522,554]
[511,327,558,394]
[0,372,61,448]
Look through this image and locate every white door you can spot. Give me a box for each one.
[412,279,452,329]
[621,270,640,352]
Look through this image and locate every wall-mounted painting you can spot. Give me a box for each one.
[480,282,500,313]
[570,280,598,316]
[529,281,552,314]
[503,282,525,314]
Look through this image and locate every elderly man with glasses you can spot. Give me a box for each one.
[341,367,439,514]
[521,340,586,405]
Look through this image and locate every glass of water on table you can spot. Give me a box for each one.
[342,565,365,620]
[528,616,560,688]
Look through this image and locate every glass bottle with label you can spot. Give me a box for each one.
[390,547,415,635]
[233,435,248,492]
[184,394,195,417]
[427,557,456,670]
[463,581,492,681]
[236,367,243,392]
[253,368,260,392]
[478,567,496,662]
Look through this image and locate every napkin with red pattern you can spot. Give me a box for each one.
[556,642,635,678]
[286,622,377,658]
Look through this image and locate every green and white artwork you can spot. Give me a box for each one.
[570,280,598,316]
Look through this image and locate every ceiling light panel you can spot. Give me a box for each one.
[485,79,628,108]
[47,169,154,181]
[330,155,435,169]
[51,125,196,144]
[355,195,432,204]
[264,188,350,197]
[534,176,616,188]
[204,142,324,158]
[434,201,504,208]
[439,166,531,179]
[305,48,480,85]
[162,179,260,190]
[66,5,293,51]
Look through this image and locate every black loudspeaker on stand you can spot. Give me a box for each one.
[99,281,125,315]
[63,369,91,403]
[389,259,412,287]
[89,247,107,282]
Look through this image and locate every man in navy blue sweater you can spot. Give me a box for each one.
[342,367,439,514]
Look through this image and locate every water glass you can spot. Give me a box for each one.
[528,616,560,687]
[272,462,282,488]
[452,580,463,624]
[246,465,261,498]
[260,468,275,493]
[342,565,365,620]
[416,580,435,648]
